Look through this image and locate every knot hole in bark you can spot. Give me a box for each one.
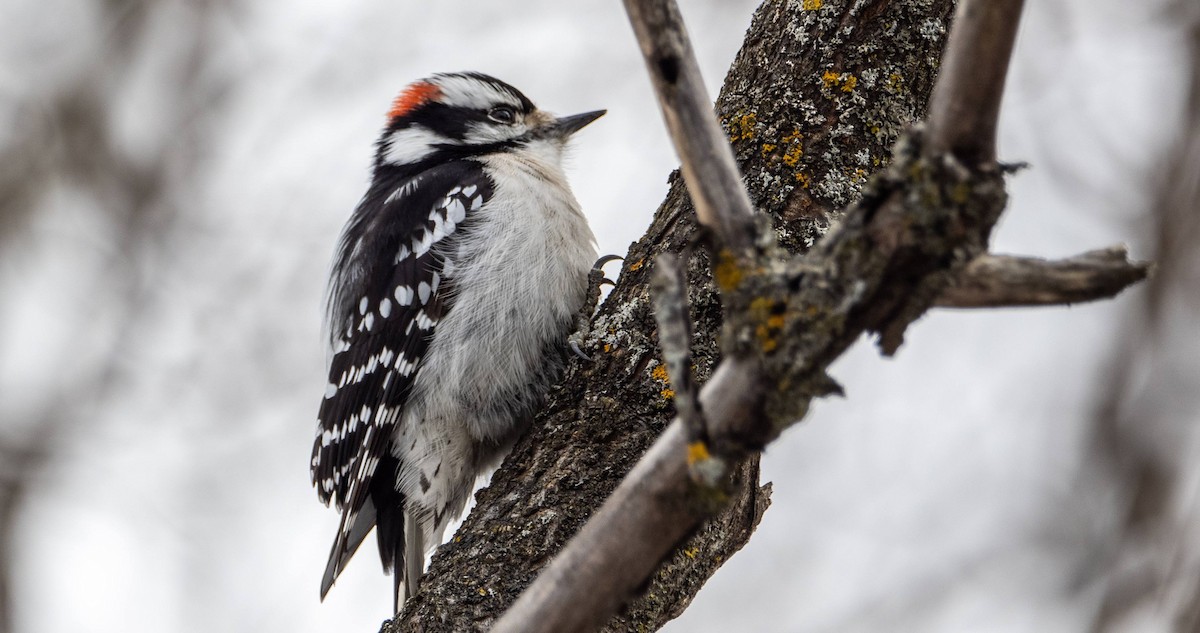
[656,54,680,84]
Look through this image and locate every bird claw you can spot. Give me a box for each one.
[569,255,622,363]
[568,336,592,362]
[584,255,622,307]
[592,254,623,270]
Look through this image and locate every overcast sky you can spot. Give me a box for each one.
[0,1,1194,632]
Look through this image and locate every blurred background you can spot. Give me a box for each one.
[0,1,1196,632]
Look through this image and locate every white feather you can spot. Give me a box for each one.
[383,125,455,166]
[392,136,596,547]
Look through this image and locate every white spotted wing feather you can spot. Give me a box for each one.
[311,160,491,596]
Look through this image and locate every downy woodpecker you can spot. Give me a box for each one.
[311,71,602,611]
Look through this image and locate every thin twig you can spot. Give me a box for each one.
[650,254,701,436]
[650,253,727,486]
[935,247,1152,308]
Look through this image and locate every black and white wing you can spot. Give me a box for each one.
[311,160,492,598]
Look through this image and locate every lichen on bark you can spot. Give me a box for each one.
[383,1,955,631]
[719,0,953,252]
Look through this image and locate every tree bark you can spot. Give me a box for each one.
[385,1,955,631]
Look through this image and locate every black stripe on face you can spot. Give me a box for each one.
[399,103,481,142]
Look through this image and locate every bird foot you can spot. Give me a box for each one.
[569,254,622,361]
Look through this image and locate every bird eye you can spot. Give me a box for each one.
[487,106,516,124]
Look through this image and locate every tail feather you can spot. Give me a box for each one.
[403,510,425,603]
[320,453,416,614]
[373,467,407,613]
[320,498,378,600]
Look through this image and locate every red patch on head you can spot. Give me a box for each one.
[387,81,442,120]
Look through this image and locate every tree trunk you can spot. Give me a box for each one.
[385,1,955,630]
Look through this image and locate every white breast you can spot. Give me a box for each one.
[392,138,596,530]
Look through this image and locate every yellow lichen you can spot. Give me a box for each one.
[750,297,786,353]
[750,297,776,313]
[735,113,757,141]
[951,182,971,204]
[628,258,644,272]
[603,343,611,353]
[713,249,743,292]
[683,546,699,560]
[764,126,803,166]
[796,172,811,188]
[756,327,779,352]
[802,0,822,9]
[686,441,710,466]
[821,70,840,89]
[771,128,803,166]
[821,70,858,93]
[782,145,803,167]
[652,364,674,400]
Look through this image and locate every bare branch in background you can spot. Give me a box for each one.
[1087,3,1200,629]
[0,2,228,631]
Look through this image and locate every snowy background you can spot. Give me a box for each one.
[1,1,1196,632]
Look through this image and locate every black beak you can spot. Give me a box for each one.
[545,110,606,139]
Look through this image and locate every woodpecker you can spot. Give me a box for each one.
[311,72,602,610]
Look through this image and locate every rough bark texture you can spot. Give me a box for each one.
[384,1,954,631]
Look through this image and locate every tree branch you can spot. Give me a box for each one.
[381,0,983,629]
[925,0,1026,164]
[623,0,758,253]
[493,0,1035,631]
[935,247,1153,309]
[490,362,761,633]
